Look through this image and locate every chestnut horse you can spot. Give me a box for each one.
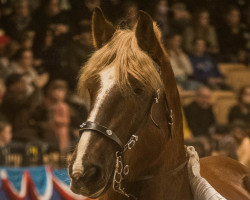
[69,8,250,200]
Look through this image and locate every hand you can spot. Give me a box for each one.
[36,73,49,88]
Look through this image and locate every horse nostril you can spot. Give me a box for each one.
[71,165,103,185]
[71,171,84,181]
[83,165,102,183]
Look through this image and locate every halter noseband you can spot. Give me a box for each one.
[79,121,124,149]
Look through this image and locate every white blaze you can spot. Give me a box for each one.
[72,67,115,172]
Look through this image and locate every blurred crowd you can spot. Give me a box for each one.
[0,0,249,167]
[183,86,250,168]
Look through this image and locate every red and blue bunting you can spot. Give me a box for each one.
[0,166,94,200]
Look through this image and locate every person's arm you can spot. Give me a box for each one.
[238,138,250,167]
[186,146,227,200]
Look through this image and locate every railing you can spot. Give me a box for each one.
[0,142,65,168]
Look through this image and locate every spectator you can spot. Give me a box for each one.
[167,33,201,90]
[171,2,191,34]
[231,123,250,168]
[217,6,247,62]
[184,87,215,137]
[122,1,139,29]
[0,78,5,105]
[34,0,71,48]
[242,4,250,63]
[3,0,35,41]
[0,78,6,119]
[70,0,101,28]
[2,73,42,142]
[10,48,38,94]
[189,38,230,90]
[228,85,250,124]
[33,28,62,80]
[62,25,93,89]
[19,30,35,50]
[210,124,237,159]
[183,9,219,54]
[0,120,12,147]
[152,0,170,38]
[0,34,11,79]
[35,80,70,152]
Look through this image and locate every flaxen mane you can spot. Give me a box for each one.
[78,29,163,96]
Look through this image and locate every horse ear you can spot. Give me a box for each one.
[92,7,116,49]
[135,11,160,61]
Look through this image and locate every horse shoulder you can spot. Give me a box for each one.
[200,156,250,200]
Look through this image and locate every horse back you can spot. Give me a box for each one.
[200,156,250,200]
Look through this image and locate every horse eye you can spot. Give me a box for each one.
[134,88,144,95]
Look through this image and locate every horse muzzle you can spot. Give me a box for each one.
[69,163,110,198]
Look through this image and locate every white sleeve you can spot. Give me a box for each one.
[186,146,227,200]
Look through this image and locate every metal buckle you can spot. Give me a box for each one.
[80,122,86,128]
[128,135,138,150]
[154,89,160,104]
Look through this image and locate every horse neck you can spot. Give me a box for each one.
[126,89,192,199]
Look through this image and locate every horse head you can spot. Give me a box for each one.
[68,8,184,199]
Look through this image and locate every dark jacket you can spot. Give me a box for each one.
[228,105,250,124]
[184,101,215,137]
[189,53,223,84]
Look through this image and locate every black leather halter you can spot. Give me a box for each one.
[79,121,124,149]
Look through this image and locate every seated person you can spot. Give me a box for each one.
[0,120,12,147]
[184,87,215,138]
[189,38,230,90]
[183,9,219,54]
[217,6,247,63]
[167,33,201,90]
[1,73,42,142]
[33,80,70,152]
[228,85,250,124]
[231,123,250,168]
[62,25,93,90]
[209,124,237,159]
